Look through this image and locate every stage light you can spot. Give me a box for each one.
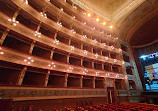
[139,55,148,60]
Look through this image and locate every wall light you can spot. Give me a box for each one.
[84,50,88,55]
[8,18,19,26]
[48,62,56,69]
[40,12,47,18]
[70,46,75,51]
[83,35,87,38]
[95,53,99,58]
[34,31,41,38]
[54,39,59,45]
[24,57,34,64]
[57,22,62,27]
[67,67,73,72]
[105,56,109,60]
[22,0,28,4]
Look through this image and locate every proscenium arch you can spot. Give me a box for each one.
[116,0,158,43]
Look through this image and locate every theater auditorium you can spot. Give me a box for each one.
[0,0,158,110]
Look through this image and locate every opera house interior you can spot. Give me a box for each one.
[0,0,158,110]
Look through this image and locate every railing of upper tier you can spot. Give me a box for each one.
[0,11,122,65]
[37,0,115,42]
[0,46,125,79]
[11,0,120,53]
[0,86,107,101]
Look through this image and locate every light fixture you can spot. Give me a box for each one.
[84,50,88,55]
[73,16,75,19]
[95,53,99,58]
[116,37,119,39]
[64,0,66,2]
[119,48,122,52]
[70,46,74,51]
[102,43,106,46]
[114,59,117,63]
[102,22,106,25]
[105,56,109,60]
[101,31,104,34]
[48,62,56,69]
[40,12,47,18]
[57,22,62,27]
[54,39,59,45]
[93,27,96,30]
[125,75,128,79]
[109,25,113,29]
[0,52,4,55]
[122,61,125,64]
[8,18,19,26]
[96,72,100,76]
[87,13,91,17]
[67,67,73,72]
[83,35,87,38]
[0,47,4,55]
[22,0,28,4]
[47,0,50,2]
[83,69,88,74]
[96,17,100,21]
[93,39,97,43]
[106,73,110,77]
[116,74,119,78]
[73,6,77,9]
[83,22,86,25]
[60,8,64,11]
[24,57,34,64]
[34,31,41,38]
[111,46,114,49]
[109,34,112,37]
[71,29,76,34]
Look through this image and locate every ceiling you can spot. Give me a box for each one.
[73,0,158,46]
[74,0,129,19]
[130,14,158,47]
[73,0,145,22]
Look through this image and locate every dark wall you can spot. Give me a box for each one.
[132,42,158,90]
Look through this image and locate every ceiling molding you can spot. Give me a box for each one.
[117,0,158,42]
[131,39,158,48]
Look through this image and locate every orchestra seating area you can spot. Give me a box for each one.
[64,102,158,111]
[16,102,158,111]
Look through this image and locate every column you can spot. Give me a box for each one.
[44,71,50,86]
[17,66,27,85]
